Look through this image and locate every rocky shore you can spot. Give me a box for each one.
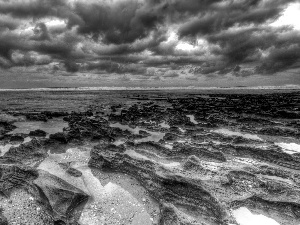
[1,91,300,224]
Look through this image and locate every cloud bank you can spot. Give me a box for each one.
[0,0,300,87]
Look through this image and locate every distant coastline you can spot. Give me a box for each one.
[0,85,300,91]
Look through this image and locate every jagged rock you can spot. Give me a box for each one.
[3,139,48,167]
[0,163,88,224]
[0,164,38,195]
[9,135,24,142]
[89,145,230,225]
[29,129,47,137]
[133,141,226,162]
[183,155,208,175]
[34,170,89,222]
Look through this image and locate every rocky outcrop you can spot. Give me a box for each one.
[34,170,88,223]
[89,143,231,225]
[3,139,47,167]
[0,140,89,224]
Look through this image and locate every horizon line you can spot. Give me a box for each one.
[0,85,300,91]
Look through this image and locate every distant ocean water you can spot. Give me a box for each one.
[0,85,300,91]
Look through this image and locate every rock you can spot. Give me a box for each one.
[66,168,82,177]
[58,163,82,177]
[49,132,68,144]
[0,163,88,224]
[25,113,48,122]
[89,145,230,224]
[3,139,48,167]
[163,132,178,141]
[0,122,16,135]
[29,129,47,137]
[0,212,8,225]
[9,135,24,142]
[34,170,89,222]
[0,164,38,196]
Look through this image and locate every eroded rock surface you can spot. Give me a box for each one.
[1,90,300,224]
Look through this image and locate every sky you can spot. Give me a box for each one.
[0,0,300,88]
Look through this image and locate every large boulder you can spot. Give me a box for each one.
[34,170,89,223]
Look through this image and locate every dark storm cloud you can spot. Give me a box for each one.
[69,0,166,45]
[178,0,296,38]
[256,45,300,74]
[0,0,300,79]
[0,0,69,18]
[205,26,300,74]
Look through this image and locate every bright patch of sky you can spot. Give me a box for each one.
[271,2,300,30]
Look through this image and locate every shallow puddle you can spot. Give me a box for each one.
[9,118,67,137]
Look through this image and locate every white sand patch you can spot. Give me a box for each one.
[232,207,280,225]
[212,128,262,141]
[275,142,300,154]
